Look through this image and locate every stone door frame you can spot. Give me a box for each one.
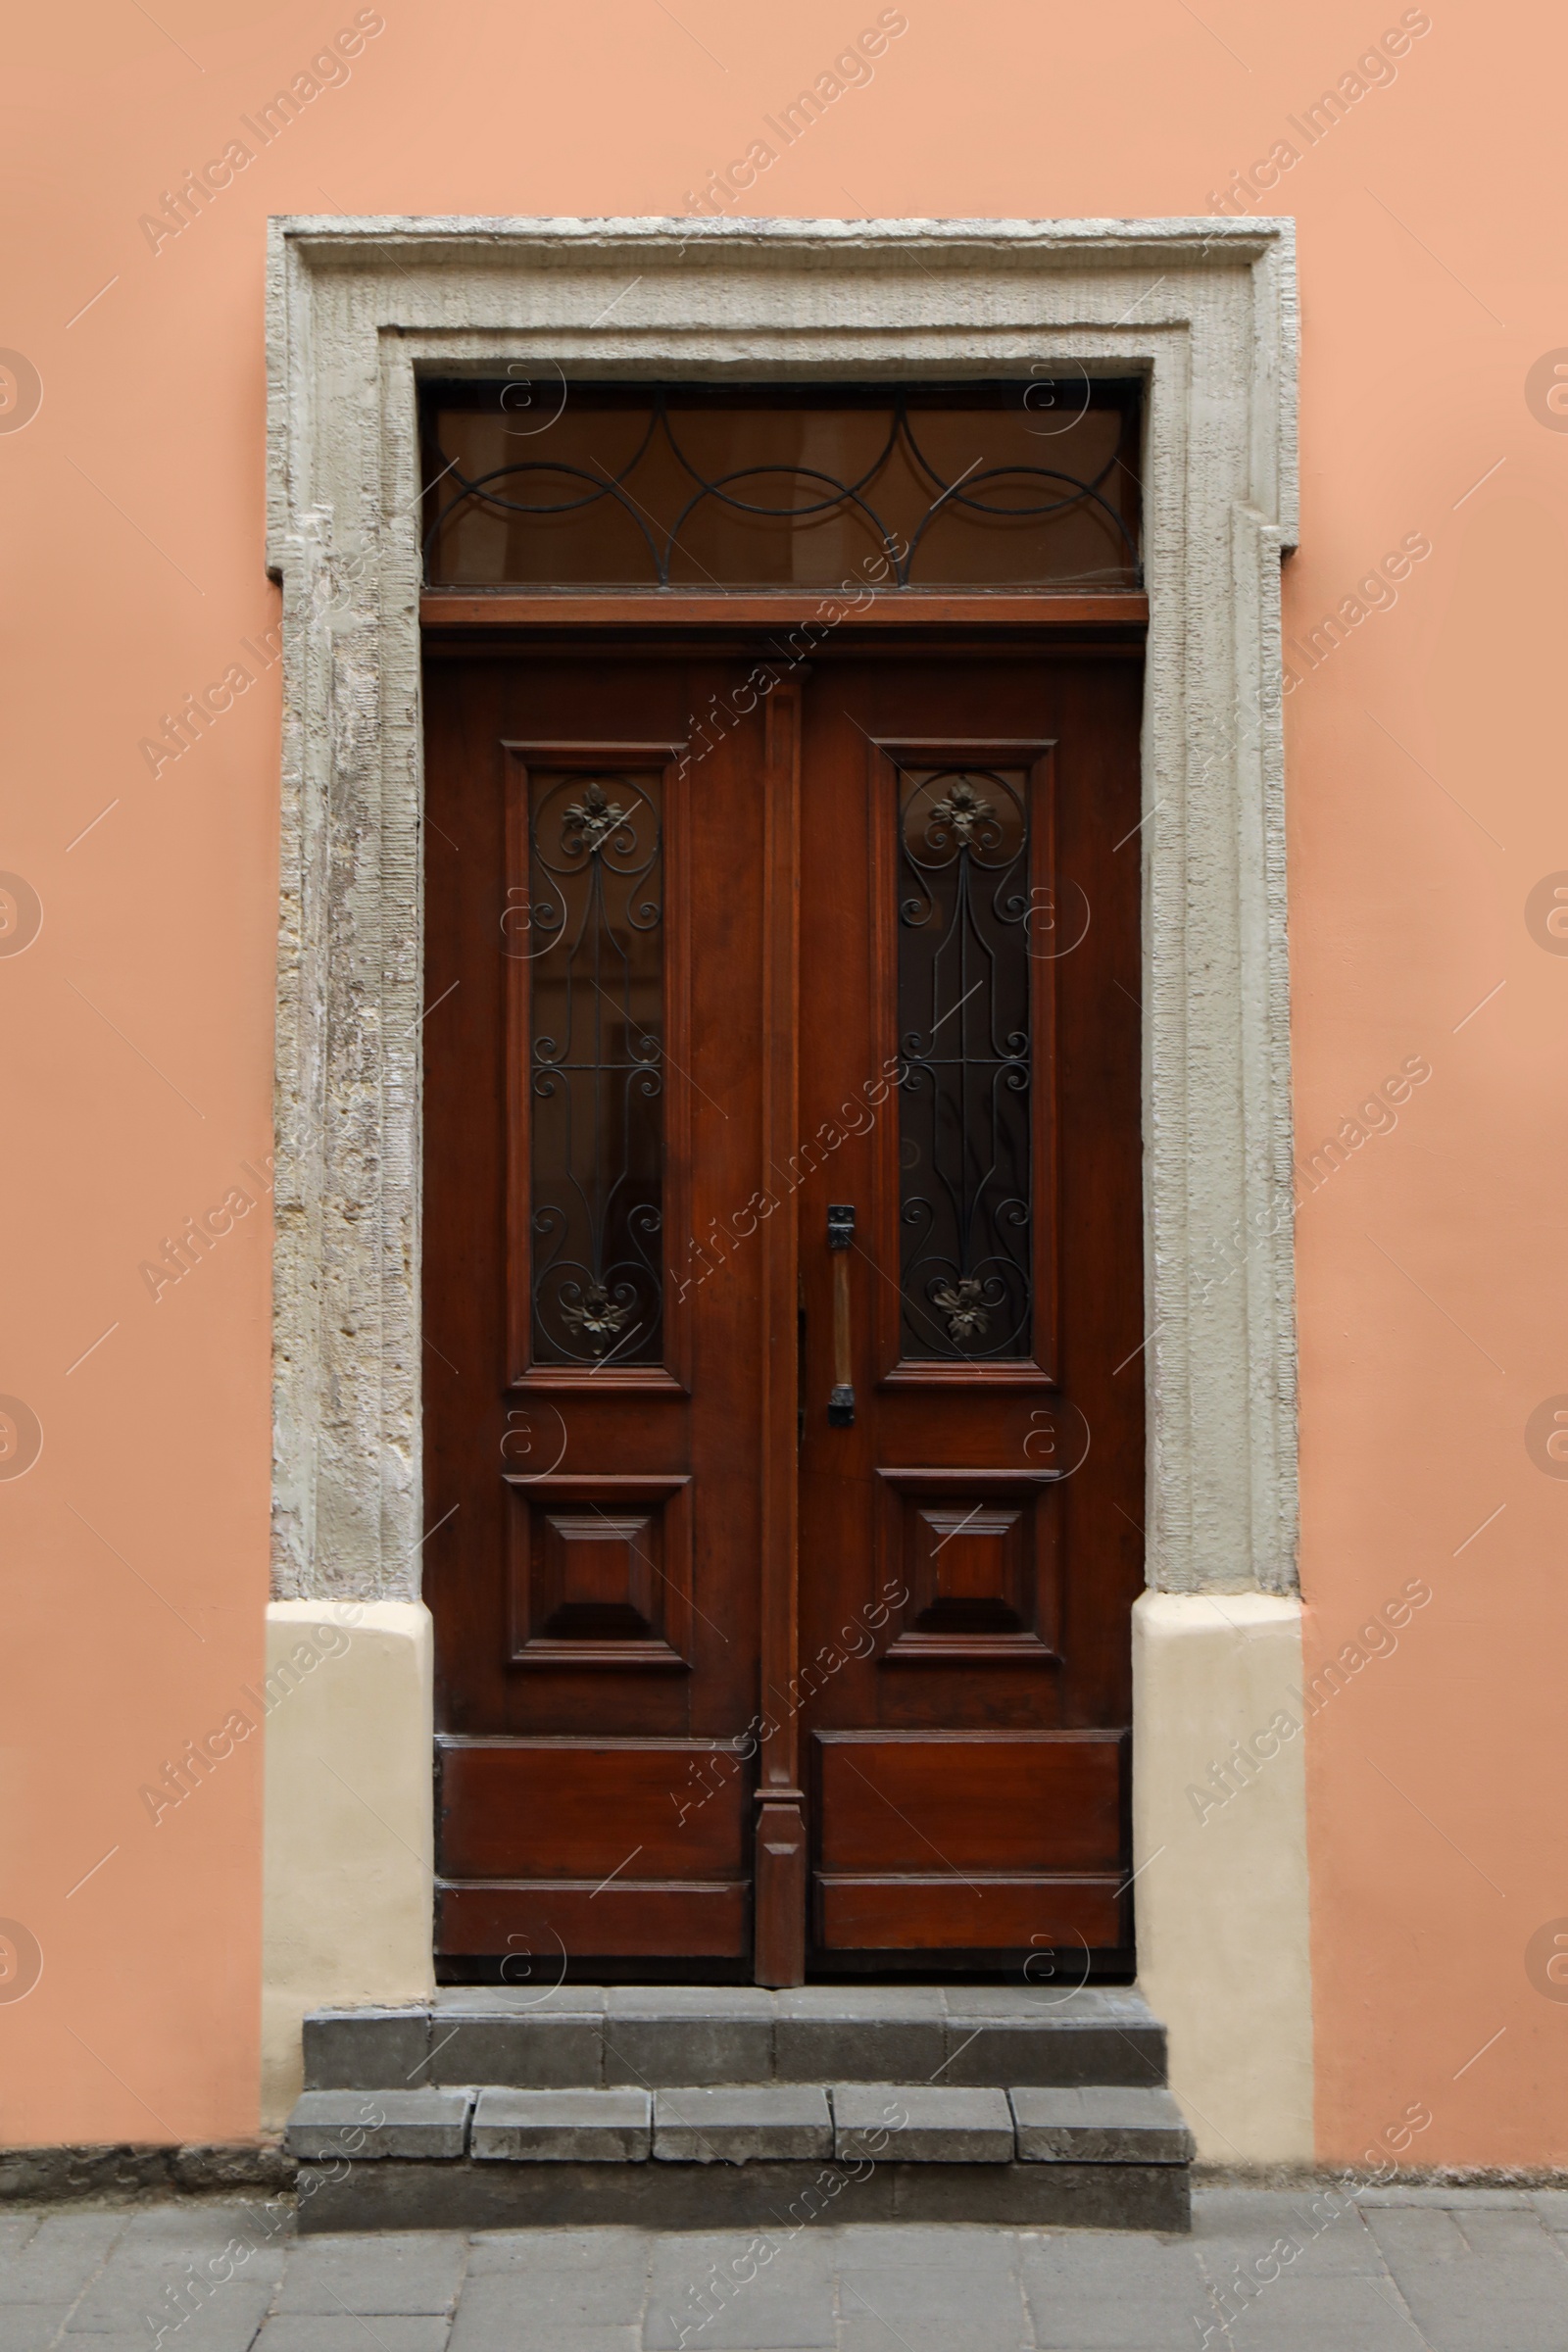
[261,216,1311,2160]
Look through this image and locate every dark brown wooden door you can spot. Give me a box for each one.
[794,658,1143,1970]
[422,640,1142,1981]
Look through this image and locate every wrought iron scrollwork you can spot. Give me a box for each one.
[422,385,1140,590]
[528,772,663,1364]
[897,767,1032,1360]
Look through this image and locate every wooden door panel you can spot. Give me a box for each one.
[438,1737,749,1876]
[811,1726,1128,1954]
[796,657,1143,1965]
[816,1879,1124,1952]
[424,655,778,1966]
[438,1882,749,1960]
[814,1731,1126,1871]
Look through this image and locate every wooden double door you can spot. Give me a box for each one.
[423,638,1144,1982]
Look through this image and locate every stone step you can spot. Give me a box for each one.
[303,1983,1167,2092]
[285,2080,1193,2233]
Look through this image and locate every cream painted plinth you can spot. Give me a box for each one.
[259,1600,435,2128]
[1133,1591,1314,2167]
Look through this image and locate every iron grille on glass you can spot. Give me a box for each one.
[897,766,1032,1360]
[525,770,663,1366]
[421,380,1142,592]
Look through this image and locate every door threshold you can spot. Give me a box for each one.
[434,1953,1138,1988]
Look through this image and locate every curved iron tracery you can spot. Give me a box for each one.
[422,386,1140,589]
[897,767,1033,1361]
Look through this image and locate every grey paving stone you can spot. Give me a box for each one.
[833,2229,1023,2290]
[72,2264,274,2336]
[458,2329,634,2352]
[837,2230,1020,2294]
[941,1984,1154,2019]
[0,2218,41,2257]
[432,1985,608,2016]
[642,2229,837,2350]
[425,1994,611,2088]
[1371,2205,1568,2350]
[1193,2183,1389,2273]
[253,2323,450,2352]
[1030,2300,1208,2352]
[69,2213,288,2328]
[1451,2206,1568,2261]
[1363,2206,1470,2266]
[115,2208,269,2250]
[788,1988,948,2017]
[895,2163,1189,2229]
[943,2023,1165,2090]
[773,1988,946,2085]
[1009,2086,1193,2164]
[425,2015,603,2091]
[1530,2186,1568,2228]
[837,2259,1029,2352]
[295,2153,1192,2232]
[607,1987,777,2018]
[462,2228,648,2277]
[3,2214,126,2300]
[653,2087,830,2165]
[1021,2235,1209,2349]
[450,2268,646,2349]
[301,2009,430,2092]
[273,2234,467,2315]
[79,2277,274,2352]
[601,1995,772,2088]
[939,1986,1166,2090]
[0,2308,74,2352]
[1214,2275,1431,2349]
[227,2193,299,2246]
[1357,2183,1531,2205]
[285,2089,472,2161]
[470,2089,650,2162]
[832,2085,1012,2164]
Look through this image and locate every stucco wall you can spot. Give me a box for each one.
[2,0,1562,2164]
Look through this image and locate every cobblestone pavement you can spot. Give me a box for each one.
[2,2185,1566,2352]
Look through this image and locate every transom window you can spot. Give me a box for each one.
[419,379,1142,592]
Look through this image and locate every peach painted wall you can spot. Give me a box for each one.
[2,0,1562,2158]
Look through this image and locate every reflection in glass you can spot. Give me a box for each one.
[897,768,1032,1360]
[528,772,663,1365]
[422,381,1141,592]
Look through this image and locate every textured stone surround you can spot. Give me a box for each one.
[264,212,1299,1609]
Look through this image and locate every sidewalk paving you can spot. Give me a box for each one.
[1,2184,1565,2352]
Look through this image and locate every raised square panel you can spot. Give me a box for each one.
[506,1473,691,1669]
[878,1469,1058,1664]
[541,1511,657,1635]
[918,1505,1023,1627]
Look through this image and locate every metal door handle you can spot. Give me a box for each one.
[827,1204,855,1426]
